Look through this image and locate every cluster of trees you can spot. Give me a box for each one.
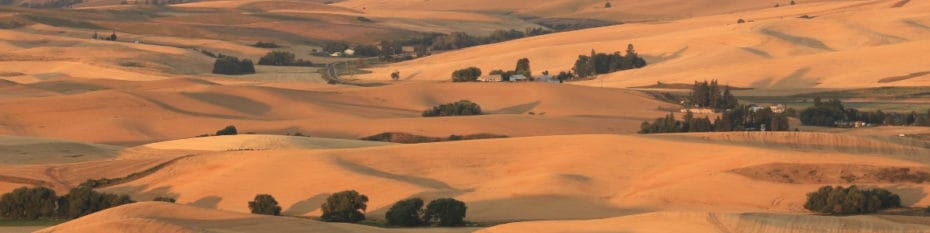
[376,28,555,60]
[153,197,176,203]
[572,44,647,78]
[322,42,350,54]
[258,51,313,66]
[686,80,739,109]
[427,28,552,51]
[247,191,468,227]
[487,58,536,81]
[804,186,900,215]
[452,67,482,82]
[640,106,791,133]
[119,0,192,5]
[361,132,507,144]
[800,98,930,127]
[212,55,255,75]
[18,0,82,8]
[0,186,133,220]
[422,100,483,117]
[386,198,467,227]
[252,41,280,48]
[92,31,118,41]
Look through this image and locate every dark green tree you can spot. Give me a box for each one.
[424,198,467,227]
[58,187,133,219]
[248,194,281,216]
[258,51,295,66]
[451,67,482,82]
[515,58,531,77]
[385,198,425,227]
[215,125,238,136]
[152,197,176,203]
[422,100,483,117]
[321,190,368,223]
[0,186,58,220]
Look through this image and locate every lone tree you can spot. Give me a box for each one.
[248,194,282,216]
[604,1,612,8]
[385,198,425,227]
[321,190,369,223]
[424,198,467,227]
[451,67,482,82]
[391,71,401,81]
[0,186,58,220]
[215,125,238,136]
[515,58,531,77]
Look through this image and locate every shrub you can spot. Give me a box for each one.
[215,125,238,136]
[451,67,482,82]
[248,194,281,216]
[321,190,368,223]
[0,186,58,220]
[386,198,425,227]
[803,185,900,215]
[424,198,467,227]
[422,100,482,117]
[252,41,280,48]
[153,197,176,203]
[212,55,256,75]
[59,187,134,219]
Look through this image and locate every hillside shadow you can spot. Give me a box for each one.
[190,196,223,209]
[333,158,455,190]
[751,67,820,89]
[760,28,833,51]
[492,101,541,114]
[103,185,179,202]
[283,193,330,216]
[740,47,772,59]
[642,47,688,64]
[868,185,927,206]
[181,92,271,116]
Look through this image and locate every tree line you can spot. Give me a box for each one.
[639,106,791,134]
[0,186,134,220]
[16,0,82,8]
[572,44,647,78]
[686,79,739,109]
[800,97,930,127]
[249,190,468,227]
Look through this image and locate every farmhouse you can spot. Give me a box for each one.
[509,74,529,82]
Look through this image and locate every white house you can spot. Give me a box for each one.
[509,74,529,82]
[343,49,355,56]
